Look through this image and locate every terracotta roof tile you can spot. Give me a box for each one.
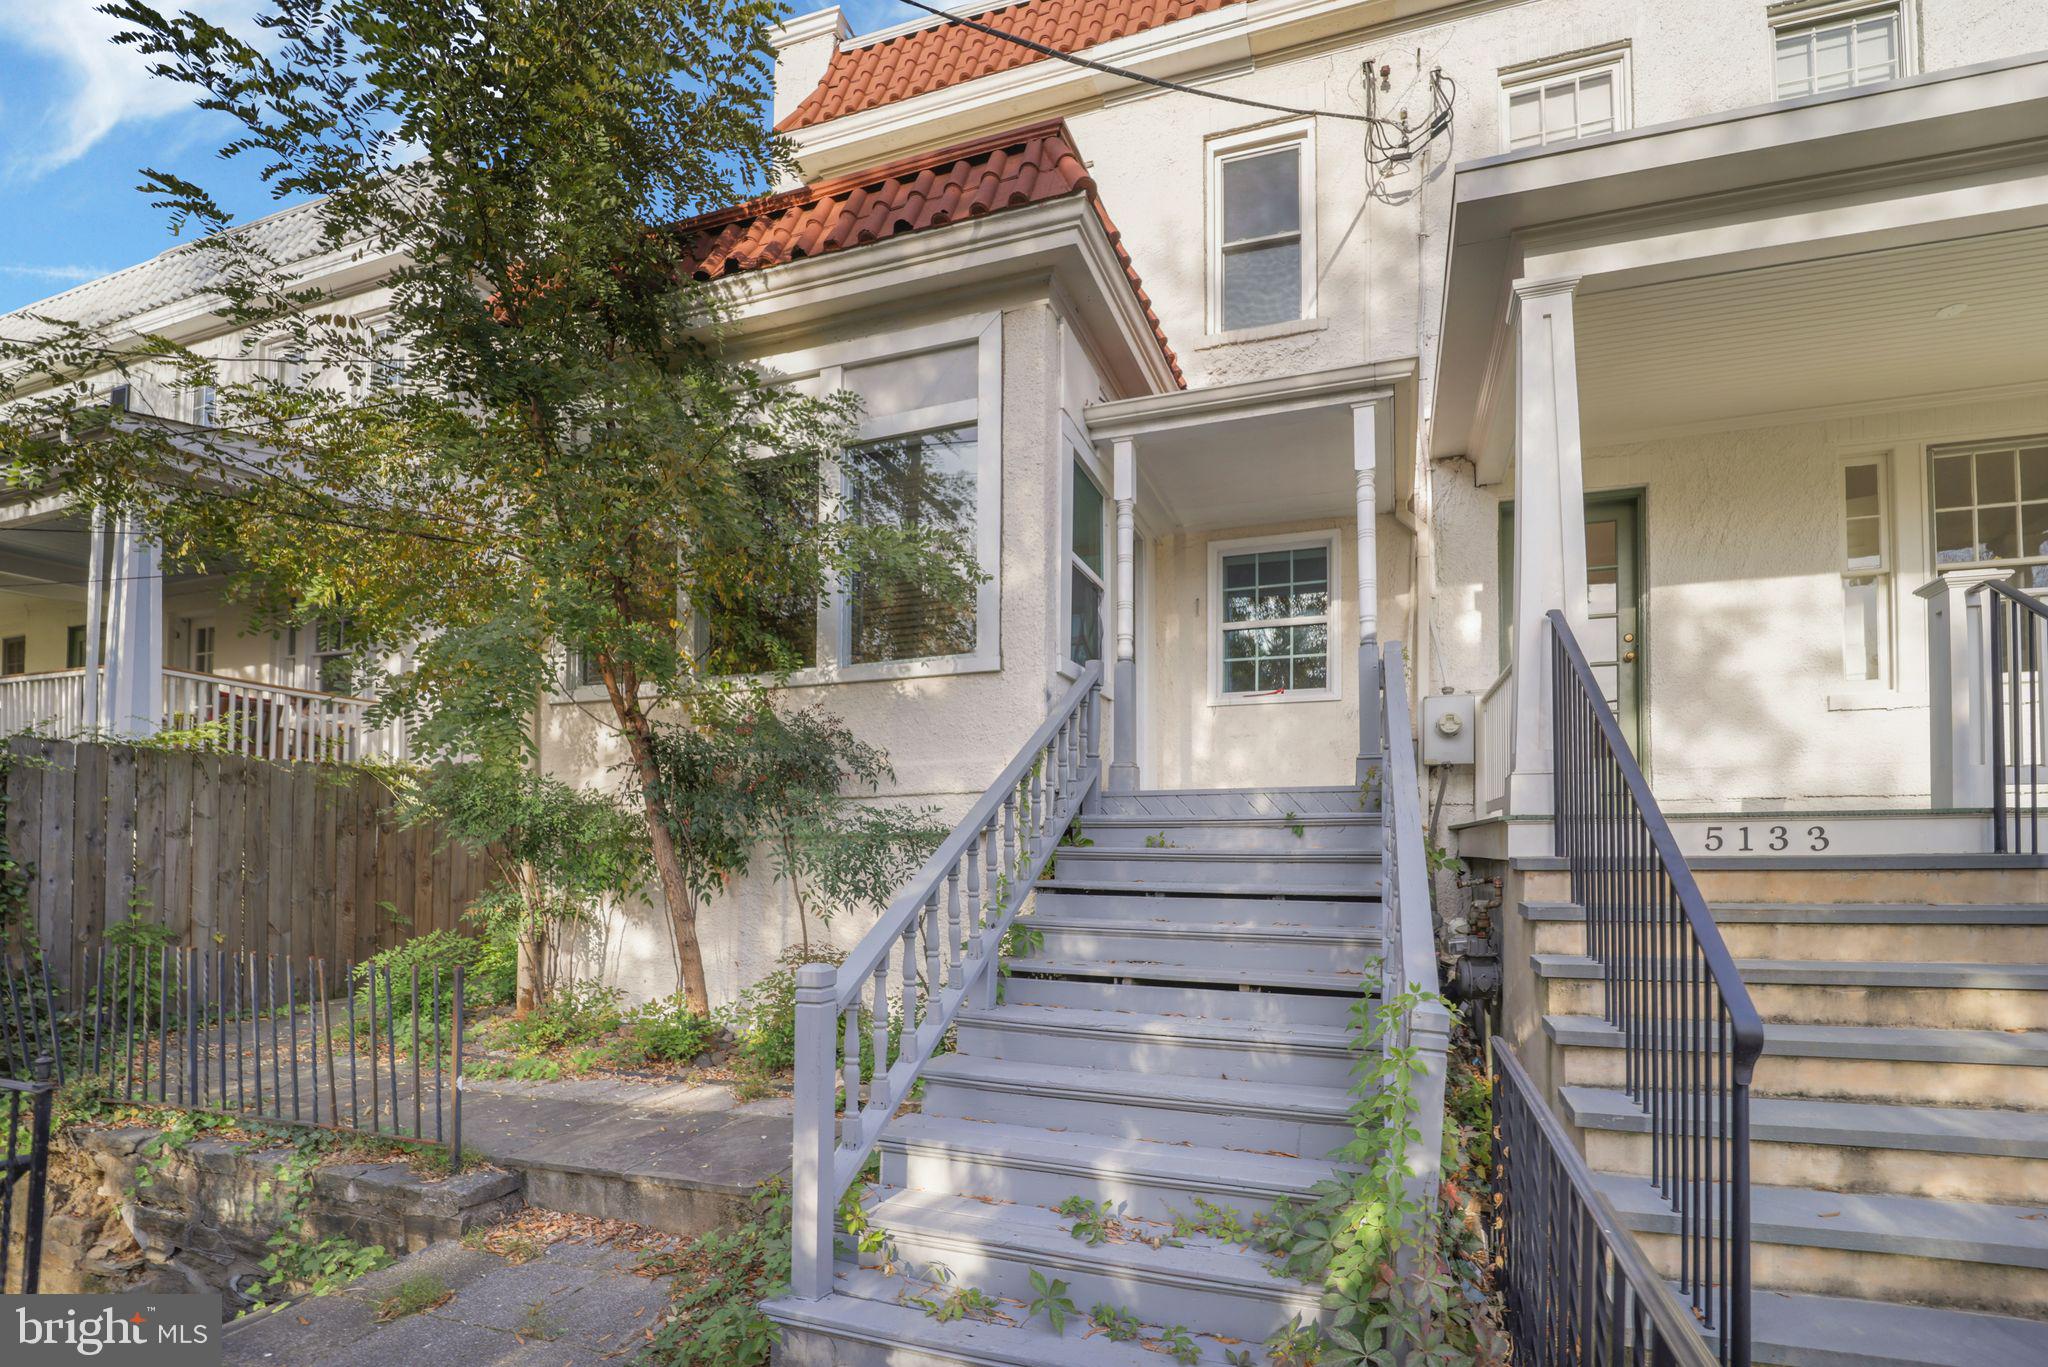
[780,0,1231,131]
[675,121,1183,386]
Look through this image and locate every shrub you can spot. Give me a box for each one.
[350,931,484,1042]
[718,948,812,1075]
[615,995,719,1065]
[506,979,624,1054]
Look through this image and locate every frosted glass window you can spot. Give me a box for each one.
[843,344,977,420]
[1217,145,1304,331]
[1505,67,1620,150]
[1775,9,1901,99]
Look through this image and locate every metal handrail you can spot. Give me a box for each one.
[1976,578,2048,854]
[1547,609,1762,1366]
[1376,642,1452,1251]
[788,660,1104,1300]
[1495,1040,1720,1367]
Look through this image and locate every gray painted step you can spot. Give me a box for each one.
[1563,1086,2048,1159]
[878,1114,1334,1220]
[999,972,1360,1028]
[1600,1171,2048,1272]
[1535,954,2048,991]
[1546,1014,2048,1067]
[1743,1286,2048,1366]
[1093,786,1366,819]
[1051,846,1380,887]
[1030,887,1371,928]
[1078,813,1379,852]
[956,1002,1359,1085]
[1037,875,1382,899]
[1024,915,1377,974]
[1005,953,1372,997]
[860,1187,1323,1343]
[766,1267,1242,1365]
[920,1054,1354,1157]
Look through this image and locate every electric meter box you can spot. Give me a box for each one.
[1420,693,1476,766]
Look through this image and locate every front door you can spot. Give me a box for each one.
[1499,491,1647,755]
[1582,494,1644,755]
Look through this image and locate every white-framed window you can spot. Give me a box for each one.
[1208,531,1340,704]
[1,637,23,677]
[1501,45,1630,151]
[1062,427,1109,673]
[1839,456,1891,684]
[1770,1,1908,99]
[289,618,358,693]
[556,314,1004,698]
[1931,436,2048,588]
[191,621,217,676]
[1207,122,1315,334]
[191,385,217,427]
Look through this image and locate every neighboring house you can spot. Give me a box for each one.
[14,2,2048,1359]
[0,208,410,762]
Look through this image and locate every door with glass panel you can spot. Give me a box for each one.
[1498,492,1644,754]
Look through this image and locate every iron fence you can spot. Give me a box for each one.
[1495,1041,1717,1367]
[1979,579,2048,854]
[1,946,464,1167]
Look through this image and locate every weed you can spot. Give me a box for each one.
[515,1301,560,1341]
[376,1273,451,1321]
[1087,1301,1143,1342]
[1143,831,1172,849]
[1157,1323,1201,1364]
[906,1283,1006,1325]
[1026,1269,1076,1335]
[1167,1195,1255,1245]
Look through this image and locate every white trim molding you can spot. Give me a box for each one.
[1205,118,1317,337]
[1499,42,1633,152]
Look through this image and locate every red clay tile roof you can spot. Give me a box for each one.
[675,121,1183,386]
[780,0,1232,131]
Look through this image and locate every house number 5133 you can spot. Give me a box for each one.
[1702,824,1828,853]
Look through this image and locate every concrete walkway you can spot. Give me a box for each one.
[222,1237,674,1366]
[457,1074,791,1232]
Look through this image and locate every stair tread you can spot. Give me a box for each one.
[1534,953,2048,986]
[864,1186,1323,1301]
[1526,901,2048,925]
[1057,847,1375,864]
[1564,1085,2048,1156]
[1745,1286,2048,1366]
[880,1114,1339,1196]
[1024,913,1380,943]
[1598,1172,2048,1266]
[962,1002,1359,1051]
[922,1053,1353,1119]
[1081,812,1375,827]
[1545,1014,2048,1064]
[1005,954,1373,993]
[1038,877,1378,899]
[765,1273,1188,1366]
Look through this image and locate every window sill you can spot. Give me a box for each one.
[1196,317,1327,350]
[1826,689,1925,712]
[1209,687,1341,708]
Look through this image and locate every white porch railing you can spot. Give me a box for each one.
[788,661,1103,1300]
[1475,664,1512,816]
[0,668,401,762]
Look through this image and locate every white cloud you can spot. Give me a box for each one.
[0,262,110,283]
[0,0,266,176]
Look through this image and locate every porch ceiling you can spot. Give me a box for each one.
[1578,225,2048,439]
[0,517,217,598]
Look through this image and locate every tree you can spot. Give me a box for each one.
[411,761,649,1014]
[0,1,976,1011]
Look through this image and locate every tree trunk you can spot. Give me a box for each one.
[613,694,711,1014]
[515,931,545,1018]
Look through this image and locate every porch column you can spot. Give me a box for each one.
[1109,438,1139,793]
[1353,400,1382,781]
[1918,568,2010,808]
[81,509,107,731]
[1506,277,1591,818]
[100,515,164,739]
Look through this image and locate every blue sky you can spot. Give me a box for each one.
[0,0,911,315]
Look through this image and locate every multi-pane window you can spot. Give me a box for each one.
[1217,542,1333,697]
[192,624,217,676]
[844,428,980,666]
[1068,460,1107,667]
[1504,60,1623,150]
[1840,460,1889,683]
[1211,127,1311,333]
[1774,4,1903,99]
[1,637,23,677]
[1932,438,2048,587]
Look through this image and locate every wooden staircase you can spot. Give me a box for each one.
[1517,859,2048,1366]
[765,786,1380,1365]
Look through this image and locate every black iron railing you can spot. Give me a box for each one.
[1547,610,1764,1367]
[0,1059,56,1294]
[2,946,465,1169]
[1495,1041,1717,1367]
[1980,579,2048,854]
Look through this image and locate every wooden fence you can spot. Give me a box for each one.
[4,737,494,983]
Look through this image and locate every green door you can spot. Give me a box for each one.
[1498,491,1646,755]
